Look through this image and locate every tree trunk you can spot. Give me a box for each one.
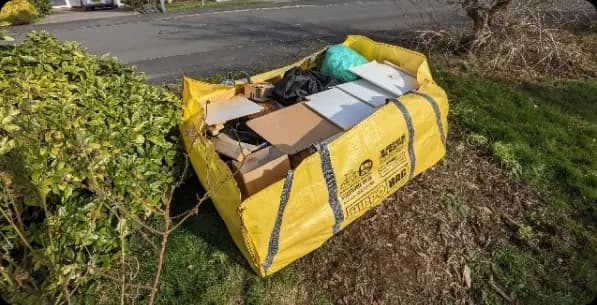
[460,0,512,51]
[487,0,512,26]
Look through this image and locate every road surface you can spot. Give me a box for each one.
[12,0,463,83]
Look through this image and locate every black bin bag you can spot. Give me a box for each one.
[272,67,338,106]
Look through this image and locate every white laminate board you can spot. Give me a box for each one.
[305,88,375,130]
[349,61,417,96]
[336,79,393,107]
[205,95,264,125]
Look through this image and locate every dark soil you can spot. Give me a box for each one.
[299,125,547,305]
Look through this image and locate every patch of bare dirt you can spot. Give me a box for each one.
[299,125,546,305]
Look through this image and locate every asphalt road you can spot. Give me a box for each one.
[12,0,464,83]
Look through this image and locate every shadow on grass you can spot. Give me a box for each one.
[135,176,252,305]
[137,174,319,305]
[519,80,597,123]
[169,174,251,270]
[516,81,597,224]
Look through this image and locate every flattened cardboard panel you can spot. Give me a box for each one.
[305,88,375,130]
[206,95,264,125]
[246,103,342,155]
[349,61,417,96]
[336,79,392,108]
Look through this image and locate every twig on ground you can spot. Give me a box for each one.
[489,275,513,302]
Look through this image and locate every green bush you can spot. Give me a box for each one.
[0,21,13,41]
[0,0,39,25]
[0,32,182,304]
[29,0,51,17]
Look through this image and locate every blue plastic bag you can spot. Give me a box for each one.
[320,45,368,83]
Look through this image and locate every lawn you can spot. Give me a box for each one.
[435,69,597,305]
[165,0,272,13]
[127,69,596,305]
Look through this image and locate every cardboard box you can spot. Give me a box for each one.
[232,146,290,197]
[244,83,274,102]
[246,103,342,155]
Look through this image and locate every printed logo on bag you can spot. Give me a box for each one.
[379,134,408,178]
[339,159,374,202]
[387,167,408,189]
[380,134,406,159]
[344,183,388,217]
[341,134,411,219]
[358,159,373,176]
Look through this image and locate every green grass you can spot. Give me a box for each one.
[437,71,597,209]
[435,68,597,305]
[166,0,269,13]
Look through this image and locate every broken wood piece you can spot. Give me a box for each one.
[244,82,274,102]
[463,265,472,289]
[212,133,257,162]
[207,123,225,136]
[383,60,416,78]
[246,100,280,120]
[336,79,393,108]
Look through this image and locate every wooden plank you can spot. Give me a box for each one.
[212,133,257,161]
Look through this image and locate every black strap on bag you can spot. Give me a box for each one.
[408,91,446,149]
[315,142,345,235]
[262,170,294,274]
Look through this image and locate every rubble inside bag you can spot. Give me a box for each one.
[203,45,422,199]
[183,35,448,276]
